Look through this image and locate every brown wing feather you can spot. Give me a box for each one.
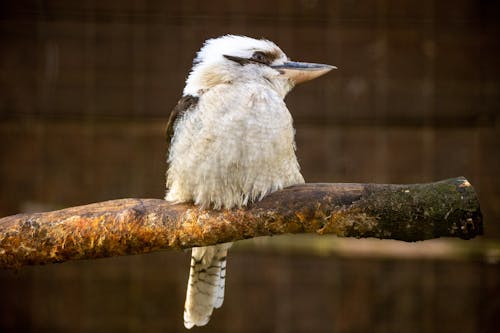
[166,95,199,168]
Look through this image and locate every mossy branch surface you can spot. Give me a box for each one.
[0,177,482,269]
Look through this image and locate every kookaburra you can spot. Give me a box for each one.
[165,35,334,329]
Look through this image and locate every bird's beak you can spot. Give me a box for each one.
[272,62,336,84]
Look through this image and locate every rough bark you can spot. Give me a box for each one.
[0,177,482,269]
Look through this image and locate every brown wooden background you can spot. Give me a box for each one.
[0,1,499,332]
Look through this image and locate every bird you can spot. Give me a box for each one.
[165,34,335,329]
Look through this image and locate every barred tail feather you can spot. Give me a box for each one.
[214,257,227,309]
[183,243,231,329]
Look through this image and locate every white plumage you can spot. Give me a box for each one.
[167,79,304,209]
[165,35,334,329]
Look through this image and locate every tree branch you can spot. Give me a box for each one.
[0,177,482,269]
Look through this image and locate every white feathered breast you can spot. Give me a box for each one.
[166,81,304,209]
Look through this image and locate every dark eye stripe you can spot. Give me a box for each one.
[250,51,276,65]
[223,51,280,66]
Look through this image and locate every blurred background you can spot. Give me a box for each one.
[1,0,499,332]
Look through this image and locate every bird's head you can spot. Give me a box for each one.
[183,35,335,98]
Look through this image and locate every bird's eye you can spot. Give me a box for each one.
[251,51,269,64]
